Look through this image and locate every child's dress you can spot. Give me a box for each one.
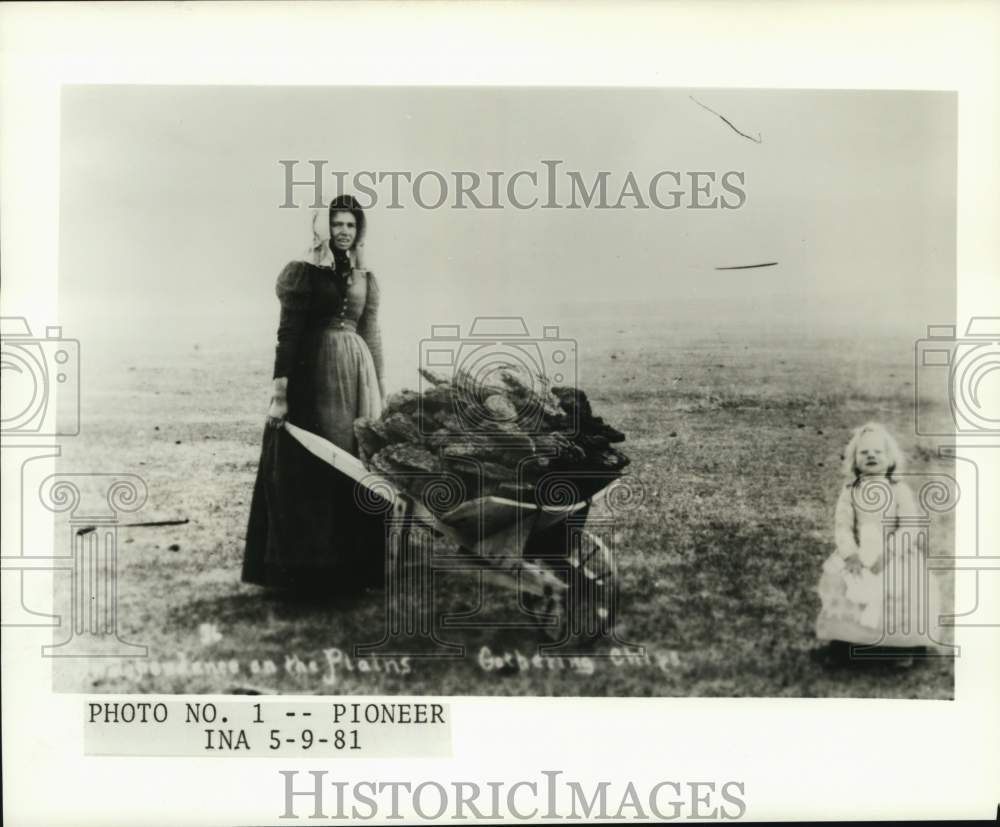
[816,479,948,650]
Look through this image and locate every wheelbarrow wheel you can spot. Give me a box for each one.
[522,513,618,641]
[560,528,617,639]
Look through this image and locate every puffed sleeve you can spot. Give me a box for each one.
[357,271,386,398]
[272,261,312,379]
[833,485,859,559]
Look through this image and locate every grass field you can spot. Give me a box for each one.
[52,312,956,698]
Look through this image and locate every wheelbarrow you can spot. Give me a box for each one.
[285,422,619,636]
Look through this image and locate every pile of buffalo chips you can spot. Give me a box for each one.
[354,366,629,514]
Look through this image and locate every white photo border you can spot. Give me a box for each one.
[1,1,997,823]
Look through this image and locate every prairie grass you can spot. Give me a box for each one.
[51,320,955,698]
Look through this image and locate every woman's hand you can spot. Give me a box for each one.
[266,396,288,429]
[267,377,289,429]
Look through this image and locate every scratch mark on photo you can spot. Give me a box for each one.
[715,262,778,271]
[690,95,763,144]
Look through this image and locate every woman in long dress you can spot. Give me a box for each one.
[242,195,387,591]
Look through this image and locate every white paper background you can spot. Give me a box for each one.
[1,1,998,824]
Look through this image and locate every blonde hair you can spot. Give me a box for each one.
[841,421,905,481]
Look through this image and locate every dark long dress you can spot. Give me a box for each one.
[241,258,387,590]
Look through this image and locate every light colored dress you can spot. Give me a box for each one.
[815,478,948,650]
[311,268,383,453]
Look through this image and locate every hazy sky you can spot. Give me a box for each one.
[59,86,955,375]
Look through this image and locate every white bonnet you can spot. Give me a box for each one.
[303,207,335,266]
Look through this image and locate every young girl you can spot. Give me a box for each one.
[815,422,945,660]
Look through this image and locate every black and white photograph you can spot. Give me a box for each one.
[2,3,997,825]
[41,85,960,698]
